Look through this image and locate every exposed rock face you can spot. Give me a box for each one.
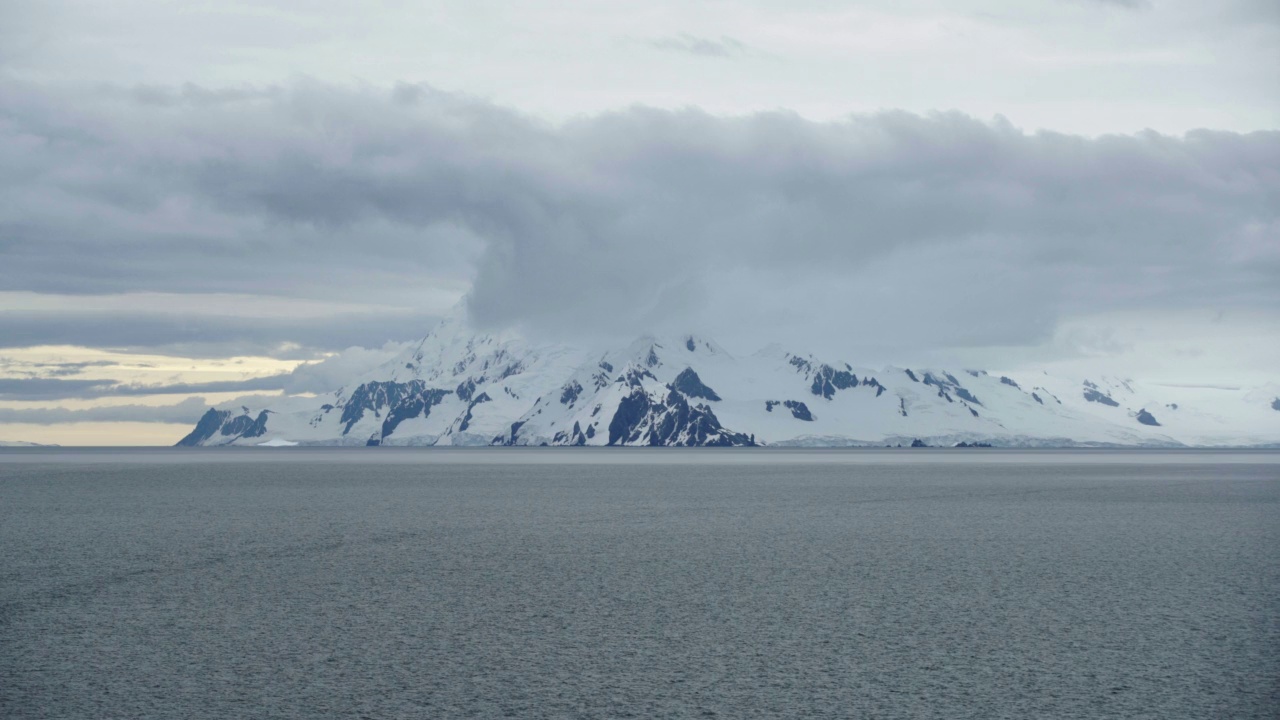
[456,379,478,403]
[456,392,491,432]
[922,372,982,407]
[551,420,589,446]
[783,400,814,421]
[365,384,452,441]
[177,409,233,446]
[1272,398,1280,411]
[809,364,858,400]
[176,408,268,446]
[222,411,269,439]
[606,388,754,447]
[671,367,721,401]
[1083,387,1120,407]
[765,399,814,420]
[1136,409,1161,426]
[341,381,449,435]
[560,381,583,406]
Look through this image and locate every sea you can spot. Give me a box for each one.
[1,448,1277,719]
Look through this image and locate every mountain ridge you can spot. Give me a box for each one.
[176,312,1280,448]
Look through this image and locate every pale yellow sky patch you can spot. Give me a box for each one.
[0,422,194,446]
[0,391,285,412]
[0,345,317,385]
[0,291,421,318]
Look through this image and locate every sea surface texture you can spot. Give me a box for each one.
[1,448,1277,719]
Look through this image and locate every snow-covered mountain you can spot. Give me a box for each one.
[177,312,1280,448]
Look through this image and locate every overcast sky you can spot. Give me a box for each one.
[1,0,1277,444]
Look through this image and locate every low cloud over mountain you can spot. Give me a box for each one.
[2,79,1276,361]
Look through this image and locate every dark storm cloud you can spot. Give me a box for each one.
[1,78,1277,356]
[644,34,749,58]
[0,397,210,424]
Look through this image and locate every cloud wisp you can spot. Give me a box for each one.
[0,342,410,401]
[0,375,292,402]
[0,397,212,425]
[644,34,751,58]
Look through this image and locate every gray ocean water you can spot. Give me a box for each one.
[1,448,1277,719]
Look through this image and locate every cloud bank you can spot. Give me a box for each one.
[2,78,1277,362]
[0,398,211,425]
[0,342,409,400]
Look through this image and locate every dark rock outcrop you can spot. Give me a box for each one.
[789,356,812,374]
[922,372,982,406]
[608,388,754,447]
[176,408,231,446]
[222,411,269,439]
[176,408,268,446]
[615,366,657,388]
[378,387,453,439]
[810,364,859,400]
[783,400,814,421]
[1083,388,1120,407]
[1136,409,1160,426]
[671,368,721,401]
[552,420,589,446]
[456,392,492,433]
[560,381,583,406]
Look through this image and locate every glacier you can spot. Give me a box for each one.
[176,312,1280,448]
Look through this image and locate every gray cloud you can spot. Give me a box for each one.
[0,360,122,378]
[0,310,440,358]
[1,79,1277,363]
[107,375,294,397]
[1066,0,1150,9]
[0,375,290,401]
[0,343,406,401]
[0,397,211,425]
[0,378,110,401]
[644,34,749,58]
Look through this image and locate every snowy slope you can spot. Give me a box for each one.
[177,313,1280,448]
